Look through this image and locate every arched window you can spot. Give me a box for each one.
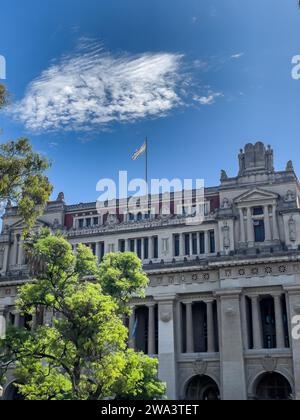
[185,375,220,401]
[255,373,292,400]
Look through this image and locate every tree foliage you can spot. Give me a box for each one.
[0,137,53,231]
[0,231,165,400]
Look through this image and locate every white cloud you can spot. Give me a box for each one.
[193,91,223,106]
[11,42,185,132]
[231,52,244,59]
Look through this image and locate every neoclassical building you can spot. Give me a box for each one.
[1,142,300,400]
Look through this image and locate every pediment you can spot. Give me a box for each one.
[234,188,278,205]
[9,218,50,232]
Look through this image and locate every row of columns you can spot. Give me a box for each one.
[177,231,214,257]
[185,300,216,353]
[239,205,279,243]
[248,293,286,349]
[124,237,157,260]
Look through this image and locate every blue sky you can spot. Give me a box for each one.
[1,0,300,203]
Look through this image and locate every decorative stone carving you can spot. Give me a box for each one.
[220,170,228,181]
[193,359,208,376]
[288,216,297,242]
[222,222,230,249]
[286,160,294,171]
[262,356,277,373]
[221,198,231,209]
[106,213,119,226]
[56,192,65,202]
[284,190,295,203]
[293,304,300,315]
[160,311,172,323]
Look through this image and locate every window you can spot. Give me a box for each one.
[129,213,135,222]
[86,218,91,227]
[199,232,205,254]
[185,234,190,255]
[119,240,125,253]
[144,238,149,259]
[254,220,265,242]
[78,219,84,229]
[93,217,99,226]
[137,239,142,259]
[174,235,180,257]
[210,231,216,253]
[153,237,158,259]
[192,233,198,255]
[137,212,143,221]
[253,207,264,216]
[130,239,135,253]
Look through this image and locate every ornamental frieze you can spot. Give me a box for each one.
[149,270,219,287]
[220,261,299,280]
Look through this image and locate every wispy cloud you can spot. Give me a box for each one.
[231,52,244,59]
[193,91,223,106]
[11,41,185,132]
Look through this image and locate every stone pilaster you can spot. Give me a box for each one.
[285,287,300,400]
[157,295,177,399]
[217,290,247,400]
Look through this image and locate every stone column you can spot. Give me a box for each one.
[0,308,6,339]
[148,304,156,355]
[189,234,193,256]
[14,312,20,328]
[128,307,136,350]
[186,302,194,353]
[181,234,186,257]
[218,290,247,400]
[1,246,9,274]
[240,295,249,350]
[239,208,246,243]
[250,295,263,349]
[273,293,285,349]
[206,299,215,353]
[285,287,300,399]
[96,242,101,263]
[272,205,280,241]
[31,313,37,331]
[157,296,177,399]
[246,207,254,244]
[205,231,210,255]
[264,206,271,242]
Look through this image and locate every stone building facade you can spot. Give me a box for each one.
[1,142,300,400]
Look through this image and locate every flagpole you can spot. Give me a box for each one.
[145,137,148,192]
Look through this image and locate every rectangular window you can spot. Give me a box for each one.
[86,218,91,227]
[119,240,125,253]
[185,234,190,255]
[192,233,198,255]
[254,220,265,242]
[144,238,149,259]
[210,231,215,253]
[253,207,263,216]
[130,239,135,253]
[137,239,142,259]
[174,234,180,257]
[93,217,99,225]
[153,237,158,259]
[78,219,84,229]
[199,232,205,254]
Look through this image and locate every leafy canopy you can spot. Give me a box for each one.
[0,231,165,400]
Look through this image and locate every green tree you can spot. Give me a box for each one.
[0,84,53,231]
[0,84,8,109]
[0,231,165,400]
